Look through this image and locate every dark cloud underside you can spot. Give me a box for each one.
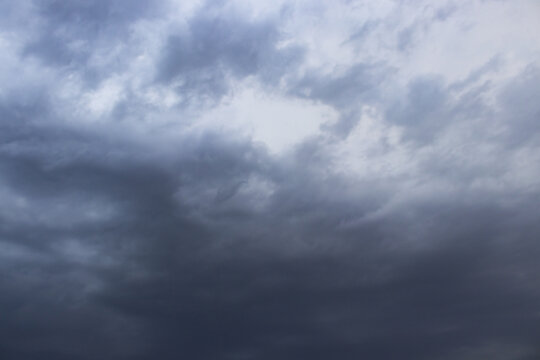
[1,1,539,359]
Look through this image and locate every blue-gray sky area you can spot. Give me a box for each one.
[1,1,540,359]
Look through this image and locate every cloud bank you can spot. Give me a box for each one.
[1,1,540,359]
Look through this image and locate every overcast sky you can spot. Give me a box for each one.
[1,0,540,359]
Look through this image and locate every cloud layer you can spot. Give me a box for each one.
[1,1,540,359]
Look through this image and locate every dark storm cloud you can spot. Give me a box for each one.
[1,1,540,360]
[23,0,163,66]
[2,0,165,88]
[4,136,540,360]
[2,99,540,360]
[157,5,303,104]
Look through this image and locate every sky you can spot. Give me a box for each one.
[1,0,540,359]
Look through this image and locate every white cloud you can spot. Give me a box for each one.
[193,80,339,153]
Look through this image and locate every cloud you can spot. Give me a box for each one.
[0,0,540,359]
[156,4,303,105]
[22,0,163,65]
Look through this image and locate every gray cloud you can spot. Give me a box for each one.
[290,63,392,136]
[157,5,303,104]
[1,1,539,359]
[23,0,162,64]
